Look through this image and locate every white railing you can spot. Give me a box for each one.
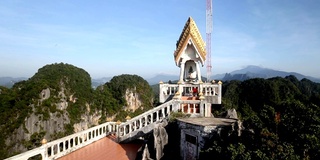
[159,84,179,102]
[5,122,118,160]
[117,100,177,142]
[4,100,178,159]
[161,84,179,95]
[5,97,208,159]
[201,83,220,96]
[159,82,222,103]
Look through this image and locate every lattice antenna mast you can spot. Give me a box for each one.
[206,0,213,81]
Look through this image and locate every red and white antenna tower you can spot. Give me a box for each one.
[206,0,213,81]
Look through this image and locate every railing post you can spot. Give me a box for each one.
[57,143,60,154]
[156,111,159,121]
[193,104,196,113]
[41,140,48,160]
[129,123,132,134]
[63,141,66,152]
[116,124,120,140]
[218,81,222,104]
[162,108,165,118]
[77,136,80,146]
[145,116,148,126]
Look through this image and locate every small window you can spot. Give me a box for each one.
[185,134,197,145]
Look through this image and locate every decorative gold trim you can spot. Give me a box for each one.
[174,17,206,65]
[41,139,47,145]
[125,116,131,121]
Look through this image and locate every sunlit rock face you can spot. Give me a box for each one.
[5,86,100,155]
[125,87,142,112]
[73,104,102,133]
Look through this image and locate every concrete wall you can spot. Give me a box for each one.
[177,121,218,160]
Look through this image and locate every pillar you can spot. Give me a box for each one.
[196,62,202,82]
[206,103,212,117]
[179,62,185,83]
[200,100,205,116]
[218,81,222,104]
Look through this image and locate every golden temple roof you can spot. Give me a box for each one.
[174,17,206,64]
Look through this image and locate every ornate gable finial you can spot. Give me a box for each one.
[174,17,206,65]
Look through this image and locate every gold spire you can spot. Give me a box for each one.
[174,17,206,65]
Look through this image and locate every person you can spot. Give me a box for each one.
[192,87,198,96]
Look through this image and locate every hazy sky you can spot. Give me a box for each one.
[0,0,319,79]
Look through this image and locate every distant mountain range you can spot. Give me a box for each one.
[0,77,27,88]
[144,65,320,84]
[91,74,180,88]
[1,65,319,88]
[222,65,320,83]
[91,77,112,89]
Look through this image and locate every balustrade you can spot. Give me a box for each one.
[6,98,203,159]
[117,100,176,142]
[5,122,118,160]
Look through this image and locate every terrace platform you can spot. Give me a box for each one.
[177,117,237,126]
[58,135,143,160]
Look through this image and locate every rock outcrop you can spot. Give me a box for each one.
[153,120,168,160]
[225,109,243,136]
[225,108,238,119]
[5,86,100,155]
[142,144,152,160]
[73,103,101,133]
[125,87,142,112]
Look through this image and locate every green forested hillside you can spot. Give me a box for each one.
[107,74,154,109]
[95,74,154,121]
[1,63,319,159]
[202,75,320,159]
[0,63,94,157]
[0,63,154,159]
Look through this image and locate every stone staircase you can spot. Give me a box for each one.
[117,99,177,143]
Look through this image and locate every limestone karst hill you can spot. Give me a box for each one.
[0,63,154,159]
